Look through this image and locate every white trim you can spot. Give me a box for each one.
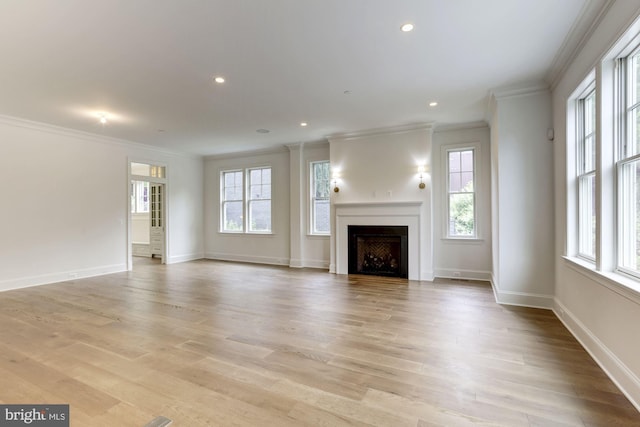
[334,201,423,280]
[553,299,640,412]
[435,269,492,282]
[167,253,204,264]
[327,122,434,142]
[0,264,127,292]
[489,274,554,309]
[205,252,289,267]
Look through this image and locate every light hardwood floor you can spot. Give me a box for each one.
[0,259,638,426]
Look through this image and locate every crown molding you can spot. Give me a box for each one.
[327,122,435,142]
[0,113,201,159]
[547,0,615,90]
[489,81,550,101]
[433,121,489,133]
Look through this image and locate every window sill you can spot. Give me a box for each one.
[307,234,330,239]
[563,256,640,304]
[441,238,485,245]
[218,231,275,237]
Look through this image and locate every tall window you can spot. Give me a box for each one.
[446,148,476,237]
[311,161,330,234]
[577,89,596,259]
[131,180,149,213]
[220,167,272,233]
[619,50,640,276]
[222,170,243,231]
[248,167,271,232]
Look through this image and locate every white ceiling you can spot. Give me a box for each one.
[0,0,603,156]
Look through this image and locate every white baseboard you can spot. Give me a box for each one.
[553,299,640,412]
[205,252,289,267]
[489,275,554,309]
[0,264,127,292]
[289,258,330,269]
[420,270,435,281]
[435,268,492,282]
[167,253,204,264]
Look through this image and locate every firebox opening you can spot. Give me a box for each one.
[348,225,408,278]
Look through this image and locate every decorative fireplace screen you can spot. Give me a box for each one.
[348,225,408,278]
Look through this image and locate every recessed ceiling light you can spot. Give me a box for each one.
[99,115,108,124]
[256,129,270,134]
[300,122,308,127]
[214,76,225,83]
[401,23,414,32]
[429,101,438,107]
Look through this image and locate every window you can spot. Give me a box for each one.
[220,167,272,233]
[131,180,149,213]
[221,170,243,232]
[310,161,330,234]
[618,49,640,277]
[446,148,476,237]
[248,167,271,232]
[577,89,596,259]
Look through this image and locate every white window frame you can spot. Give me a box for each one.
[247,166,272,233]
[310,160,330,235]
[220,166,273,234]
[577,86,597,261]
[220,169,244,233]
[616,48,640,279]
[442,142,480,239]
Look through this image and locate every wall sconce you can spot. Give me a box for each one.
[418,165,426,189]
[333,179,340,193]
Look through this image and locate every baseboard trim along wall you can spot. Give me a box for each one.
[553,299,640,413]
[167,253,205,264]
[205,252,290,267]
[489,275,554,309]
[435,269,492,282]
[0,264,127,293]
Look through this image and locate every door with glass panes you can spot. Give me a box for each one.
[150,183,164,258]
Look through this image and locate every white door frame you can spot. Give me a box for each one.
[127,159,168,270]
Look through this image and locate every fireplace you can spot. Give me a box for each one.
[348,225,408,278]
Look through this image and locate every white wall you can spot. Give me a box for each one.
[204,149,291,265]
[0,115,204,291]
[328,125,434,280]
[288,142,331,269]
[132,213,150,244]
[433,124,492,280]
[552,1,640,410]
[490,89,555,308]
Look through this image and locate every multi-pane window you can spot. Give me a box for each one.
[131,180,149,213]
[578,89,596,259]
[248,167,272,232]
[618,50,640,276]
[221,170,243,232]
[447,149,475,237]
[221,167,272,233]
[311,161,330,234]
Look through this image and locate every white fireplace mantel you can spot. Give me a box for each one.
[334,201,423,280]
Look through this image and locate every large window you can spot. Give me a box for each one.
[220,167,272,233]
[446,148,476,237]
[577,89,596,259]
[618,49,640,276]
[310,161,330,234]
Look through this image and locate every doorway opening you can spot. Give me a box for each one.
[128,161,167,270]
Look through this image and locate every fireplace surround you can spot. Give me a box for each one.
[333,201,425,280]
